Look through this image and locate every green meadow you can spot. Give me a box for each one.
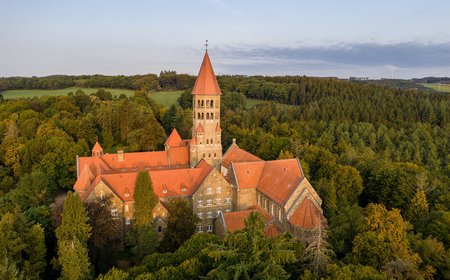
[421,83,450,93]
[0,87,135,99]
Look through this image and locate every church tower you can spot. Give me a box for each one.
[190,51,222,168]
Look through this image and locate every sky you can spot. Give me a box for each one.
[1,0,450,79]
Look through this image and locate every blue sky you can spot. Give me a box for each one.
[1,0,449,78]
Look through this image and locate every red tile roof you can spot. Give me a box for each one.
[78,146,190,175]
[289,198,324,229]
[257,159,304,205]
[264,224,282,237]
[222,205,278,236]
[165,128,184,147]
[192,51,222,95]
[195,123,204,132]
[222,144,262,169]
[233,161,265,189]
[92,141,103,153]
[95,160,212,202]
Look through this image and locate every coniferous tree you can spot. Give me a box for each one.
[128,171,158,259]
[55,192,92,279]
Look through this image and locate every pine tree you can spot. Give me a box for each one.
[56,192,91,246]
[304,217,334,274]
[407,190,429,225]
[58,239,92,280]
[55,192,92,278]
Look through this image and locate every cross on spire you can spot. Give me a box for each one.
[205,40,208,52]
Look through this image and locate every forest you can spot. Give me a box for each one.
[0,74,449,279]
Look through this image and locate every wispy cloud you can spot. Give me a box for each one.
[213,42,450,78]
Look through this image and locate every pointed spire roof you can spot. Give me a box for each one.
[165,128,183,147]
[92,141,103,156]
[195,123,205,132]
[192,51,222,95]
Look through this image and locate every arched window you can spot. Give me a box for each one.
[209,153,211,158]
[206,100,210,107]
[210,112,213,119]
[201,113,204,119]
[206,139,209,144]
[198,112,201,119]
[211,100,214,107]
[201,100,204,107]
[214,153,216,157]
[197,100,200,107]
[206,113,210,119]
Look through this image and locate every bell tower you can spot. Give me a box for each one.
[190,50,222,168]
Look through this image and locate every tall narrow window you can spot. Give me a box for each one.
[201,113,204,119]
[197,100,200,107]
[210,112,214,119]
[201,100,204,107]
[206,100,210,107]
[211,100,214,107]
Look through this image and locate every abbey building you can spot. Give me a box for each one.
[74,51,325,238]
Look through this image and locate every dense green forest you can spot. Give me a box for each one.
[0,75,449,279]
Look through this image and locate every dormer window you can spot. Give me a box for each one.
[181,187,186,192]
[124,193,129,197]
[163,189,168,194]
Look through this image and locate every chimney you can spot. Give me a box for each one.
[117,150,124,162]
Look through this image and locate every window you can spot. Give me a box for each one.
[207,212,212,218]
[210,112,214,119]
[203,154,205,158]
[158,226,162,232]
[211,100,214,107]
[207,187,212,194]
[197,100,200,107]
[197,112,201,119]
[125,218,131,225]
[197,225,203,233]
[209,153,211,158]
[207,225,213,232]
[197,200,203,207]
[201,100,204,107]
[124,192,129,197]
[279,209,283,221]
[214,153,216,157]
[197,212,203,219]
[225,197,231,205]
[215,198,222,205]
[162,189,167,194]
[111,208,118,217]
[201,113,204,119]
[271,204,274,215]
[206,100,210,107]
[216,186,221,193]
[206,113,209,120]
[206,139,209,144]
[125,205,129,212]
[206,199,212,206]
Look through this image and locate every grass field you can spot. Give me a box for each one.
[149,91,183,107]
[0,87,267,110]
[0,87,135,99]
[421,83,450,93]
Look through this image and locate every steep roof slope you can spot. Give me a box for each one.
[192,51,222,95]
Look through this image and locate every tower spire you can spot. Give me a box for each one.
[205,40,208,52]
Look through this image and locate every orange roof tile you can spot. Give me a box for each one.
[98,161,212,202]
[192,52,222,95]
[257,159,303,205]
[222,145,262,169]
[165,128,184,147]
[233,161,265,189]
[289,198,324,229]
[78,146,190,175]
[74,164,95,192]
[222,205,275,236]
[92,141,103,153]
[195,123,204,132]
[264,224,282,237]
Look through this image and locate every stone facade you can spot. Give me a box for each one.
[192,168,233,233]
